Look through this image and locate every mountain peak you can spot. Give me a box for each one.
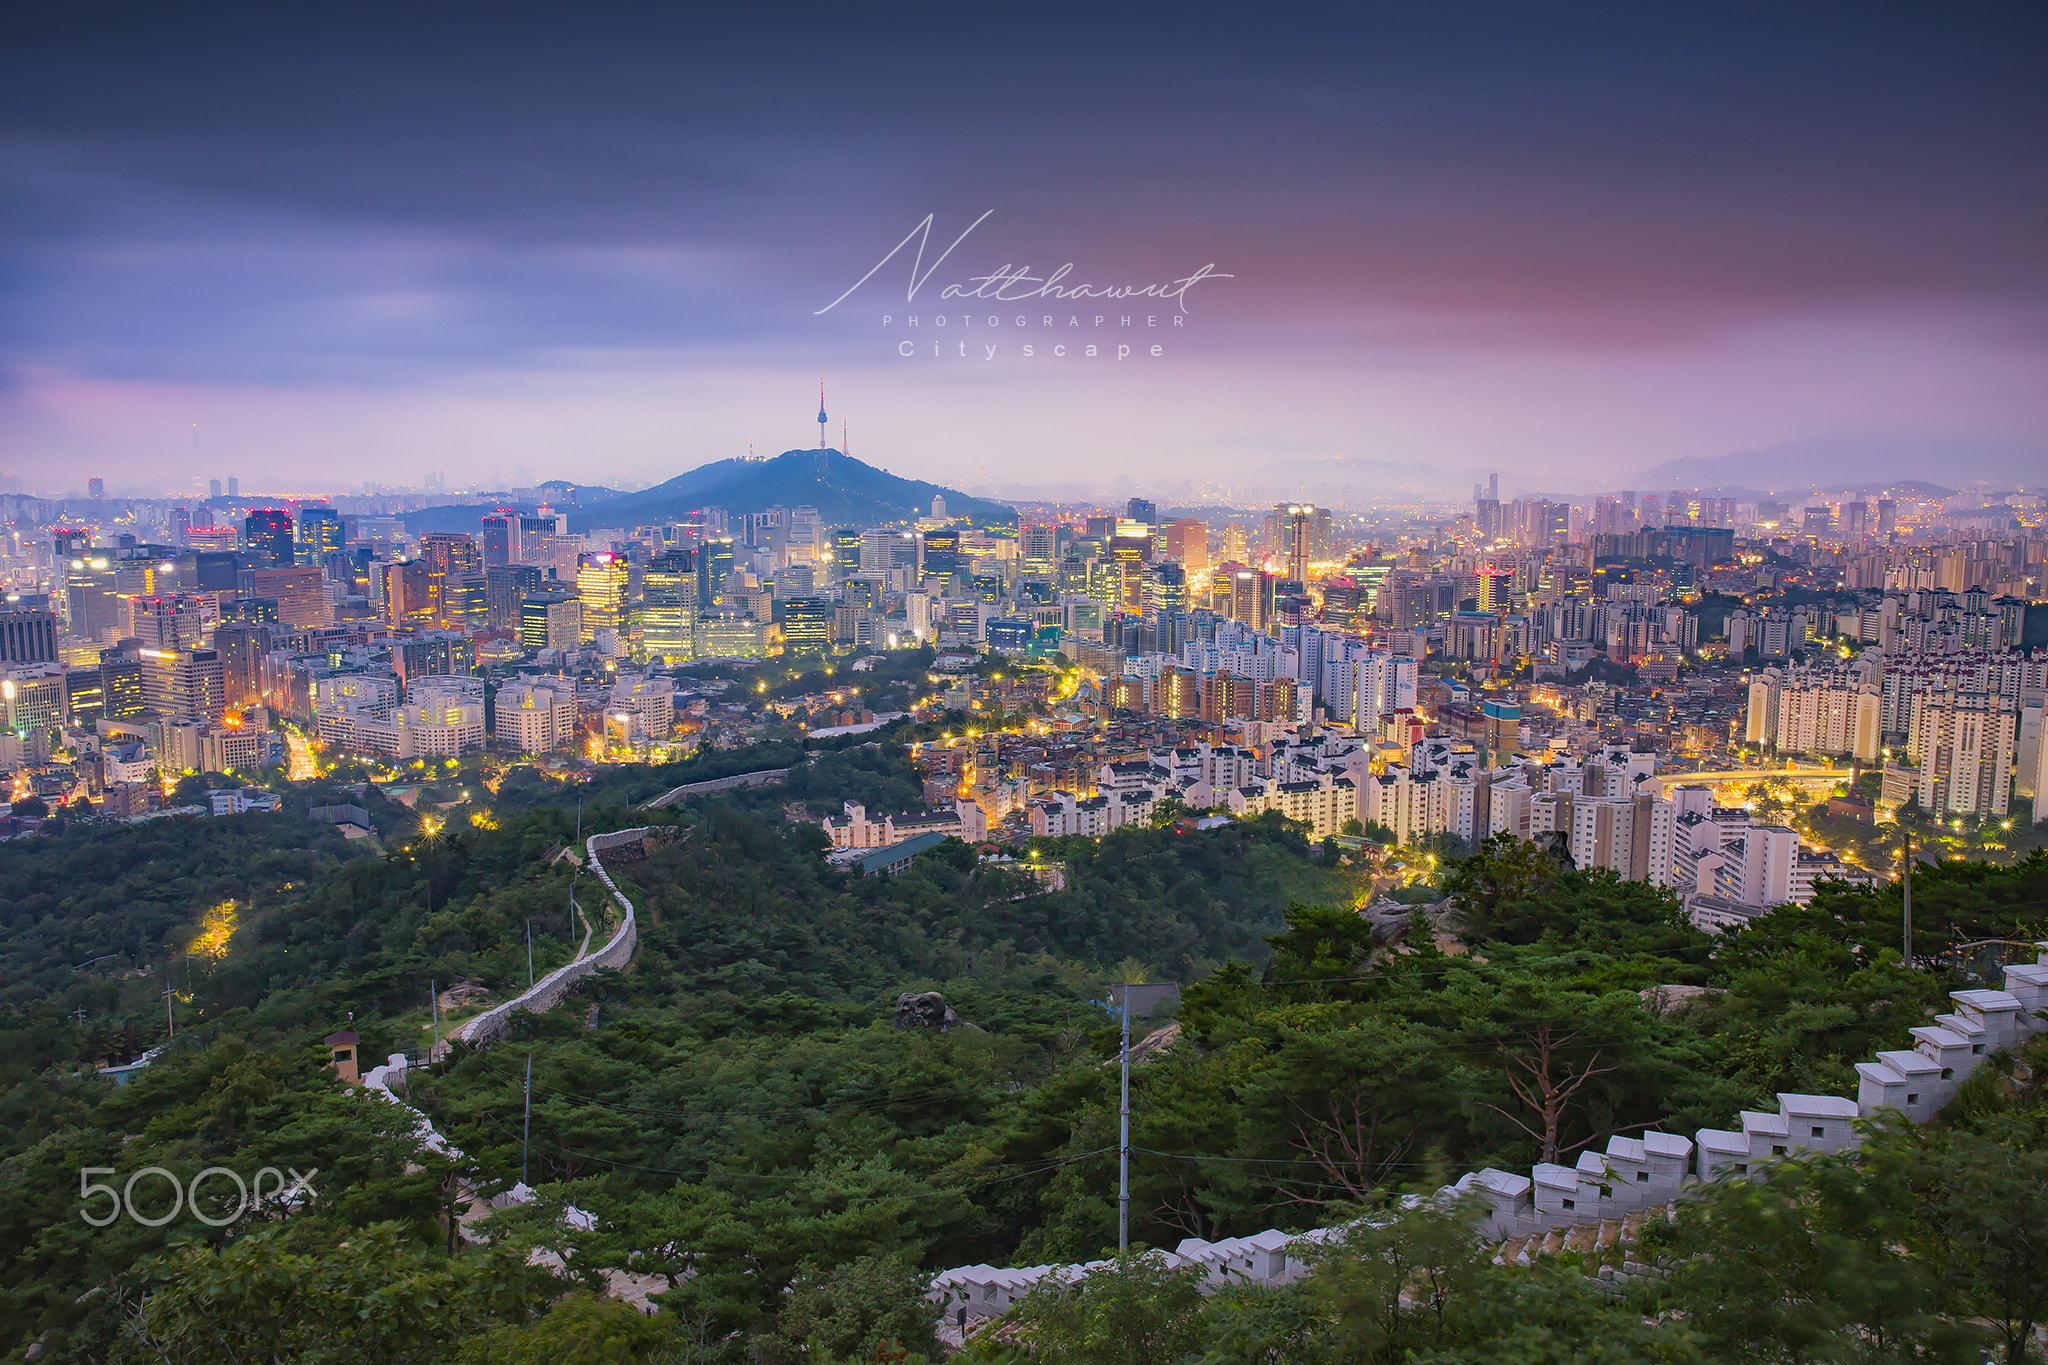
[569,449,1013,530]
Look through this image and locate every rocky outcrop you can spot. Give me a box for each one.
[895,991,967,1032]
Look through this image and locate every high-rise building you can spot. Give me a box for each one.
[139,646,226,721]
[576,551,629,644]
[250,565,329,629]
[243,509,294,567]
[208,479,222,500]
[479,514,516,566]
[1164,519,1208,573]
[418,533,481,626]
[1910,691,2016,819]
[1126,497,1158,528]
[186,526,240,553]
[781,595,830,655]
[384,560,433,627]
[295,506,343,565]
[519,592,582,652]
[642,548,698,662]
[0,608,58,664]
[98,648,145,719]
[87,477,105,499]
[922,528,962,579]
[211,623,275,709]
[484,563,542,630]
[830,527,863,581]
[1020,524,1058,580]
[226,477,238,497]
[170,507,191,545]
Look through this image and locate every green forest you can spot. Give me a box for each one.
[0,742,2045,1362]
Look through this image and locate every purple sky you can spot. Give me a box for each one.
[2,3,2043,500]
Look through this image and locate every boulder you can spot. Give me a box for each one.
[894,991,965,1032]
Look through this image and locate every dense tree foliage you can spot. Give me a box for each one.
[2,749,2044,1362]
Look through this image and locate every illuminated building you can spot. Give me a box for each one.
[519,592,582,652]
[485,563,542,631]
[576,552,629,644]
[384,560,434,627]
[1020,523,1058,581]
[139,646,226,721]
[296,506,343,564]
[495,679,579,752]
[251,565,330,629]
[642,548,698,661]
[185,526,240,553]
[1164,519,1208,573]
[243,509,294,568]
[830,527,863,581]
[922,528,962,578]
[781,595,830,655]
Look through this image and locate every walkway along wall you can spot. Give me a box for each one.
[455,828,647,1045]
[931,944,2048,1323]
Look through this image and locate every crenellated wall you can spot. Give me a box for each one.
[456,829,646,1045]
[931,944,2048,1323]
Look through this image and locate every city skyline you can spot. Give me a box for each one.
[3,5,2045,497]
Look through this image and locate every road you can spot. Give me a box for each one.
[283,728,317,782]
[1664,766,1846,785]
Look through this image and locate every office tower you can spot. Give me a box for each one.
[1876,500,1897,539]
[0,607,59,664]
[576,551,629,643]
[1229,568,1274,630]
[1146,561,1189,618]
[243,509,294,567]
[642,548,698,661]
[96,647,146,719]
[250,565,329,628]
[211,623,274,708]
[922,528,961,578]
[1125,497,1158,528]
[698,539,735,608]
[63,666,106,727]
[384,560,432,627]
[296,506,343,564]
[1281,504,1317,583]
[226,477,239,496]
[170,507,191,545]
[446,573,488,631]
[1020,523,1058,580]
[519,592,583,652]
[185,525,239,553]
[139,646,226,721]
[419,532,481,579]
[125,595,205,650]
[781,595,830,654]
[1084,514,1118,541]
[830,527,862,581]
[484,562,542,631]
[173,550,234,595]
[1164,519,1208,573]
[87,477,104,499]
[208,479,222,500]
[479,514,515,566]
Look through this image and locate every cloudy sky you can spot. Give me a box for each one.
[2,2,2042,500]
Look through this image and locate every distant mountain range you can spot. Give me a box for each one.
[401,450,1014,536]
[1637,436,2044,494]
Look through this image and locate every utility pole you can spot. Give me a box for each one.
[1112,982,1180,1253]
[1900,822,1914,967]
[522,1053,533,1188]
[1119,991,1131,1251]
[430,979,441,1060]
